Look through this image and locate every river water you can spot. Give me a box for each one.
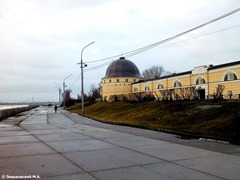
[0,105,29,110]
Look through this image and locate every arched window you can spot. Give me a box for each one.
[196,77,206,85]
[174,80,182,87]
[145,86,150,91]
[157,83,163,89]
[224,72,237,81]
[134,87,138,92]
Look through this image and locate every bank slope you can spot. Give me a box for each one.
[67,100,240,143]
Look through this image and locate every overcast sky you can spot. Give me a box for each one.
[0,0,239,103]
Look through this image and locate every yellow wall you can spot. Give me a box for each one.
[102,77,142,101]
[102,62,240,101]
[208,65,240,98]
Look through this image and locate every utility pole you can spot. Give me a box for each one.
[54,82,62,104]
[62,74,72,108]
[78,41,95,114]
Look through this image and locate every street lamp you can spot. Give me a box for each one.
[78,41,95,114]
[53,82,62,104]
[63,74,72,108]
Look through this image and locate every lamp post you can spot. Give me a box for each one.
[53,82,62,104]
[63,74,72,108]
[79,41,95,114]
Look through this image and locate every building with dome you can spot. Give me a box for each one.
[101,57,143,101]
[101,58,240,101]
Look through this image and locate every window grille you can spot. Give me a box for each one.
[224,72,237,81]
[196,78,206,84]
[158,83,163,89]
[174,81,182,87]
[145,86,150,91]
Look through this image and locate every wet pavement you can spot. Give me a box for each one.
[0,106,240,180]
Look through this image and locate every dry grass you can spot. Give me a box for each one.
[67,100,240,143]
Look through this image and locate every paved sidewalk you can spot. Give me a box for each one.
[0,106,240,180]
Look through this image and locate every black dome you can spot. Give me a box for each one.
[104,57,142,78]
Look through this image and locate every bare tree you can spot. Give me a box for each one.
[159,90,169,101]
[215,84,225,99]
[142,65,165,79]
[88,84,101,102]
[63,89,74,107]
[142,65,172,80]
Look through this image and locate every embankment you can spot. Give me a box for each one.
[0,105,37,120]
[67,100,240,144]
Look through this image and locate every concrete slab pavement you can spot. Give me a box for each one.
[0,106,239,180]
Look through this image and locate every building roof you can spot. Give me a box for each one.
[207,60,240,70]
[104,57,142,78]
[132,60,240,84]
[132,71,191,84]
